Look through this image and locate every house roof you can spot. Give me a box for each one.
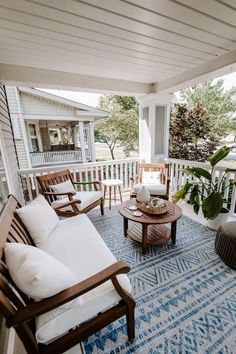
[19,87,108,119]
[0,1,235,95]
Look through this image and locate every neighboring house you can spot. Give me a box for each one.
[5,87,108,168]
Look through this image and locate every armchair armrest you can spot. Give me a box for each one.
[43,191,76,198]
[7,261,130,328]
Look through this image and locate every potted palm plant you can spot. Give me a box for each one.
[172,146,236,230]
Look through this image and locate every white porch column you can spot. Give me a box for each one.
[35,122,43,152]
[138,94,172,163]
[79,121,87,163]
[88,121,96,162]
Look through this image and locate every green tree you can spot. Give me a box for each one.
[95,95,138,160]
[169,80,236,161]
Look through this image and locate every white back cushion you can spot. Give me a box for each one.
[49,179,75,200]
[4,243,82,306]
[16,195,59,246]
[142,171,161,184]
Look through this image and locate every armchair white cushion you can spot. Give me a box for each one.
[49,179,75,200]
[51,191,102,211]
[133,170,166,196]
[16,195,59,246]
[142,171,161,184]
[36,214,131,344]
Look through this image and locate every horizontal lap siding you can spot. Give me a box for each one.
[5,86,29,169]
[0,85,22,201]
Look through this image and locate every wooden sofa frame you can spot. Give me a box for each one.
[0,195,135,354]
[130,162,170,200]
[37,169,104,217]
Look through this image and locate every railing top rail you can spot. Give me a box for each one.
[30,150,82,154]
[168,158,235,172]
[18,157,141,175]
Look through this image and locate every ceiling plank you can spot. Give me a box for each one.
[0,0,228,54]
[0,6,216,59]
[174,0,236,26]
[126,0,236,41]
[82,0,236,48]
[0,19,202,65]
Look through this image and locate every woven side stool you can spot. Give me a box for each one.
[215,221,236,269]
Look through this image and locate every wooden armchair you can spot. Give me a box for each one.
[0,196,135,354]
[37,169,104,217]
[130,163,170,200]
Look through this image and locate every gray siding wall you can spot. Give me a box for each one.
[5,86,29,169]
[0,85,23,202]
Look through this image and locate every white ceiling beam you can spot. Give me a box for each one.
[0,64,153,95]
[155,49,236,94]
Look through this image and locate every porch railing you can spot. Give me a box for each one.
[169,158,236,216]
[18,157,140,201]
[30,150,91,166]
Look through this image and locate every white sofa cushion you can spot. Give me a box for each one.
[16,195,59,246]
[36,214,131,344]
[49,179,75,200]
[4,243,81,305]
[51,191,102,211]
[134,182,166,196]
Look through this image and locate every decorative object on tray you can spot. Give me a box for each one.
[137,197,168,215]
[136,186,151,204]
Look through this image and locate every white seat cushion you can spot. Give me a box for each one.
[51,191,102,211]
[36,214,131,343]
[134,182,166,196]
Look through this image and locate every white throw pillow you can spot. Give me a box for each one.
[4,243,82,306]
[16,195,59,246]
[49,179,75,200]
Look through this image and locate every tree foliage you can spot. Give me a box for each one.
[169,80,236,161]
[95,95,138,160]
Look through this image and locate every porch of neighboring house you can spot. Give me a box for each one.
[5,87,108,168]
[28,119,92,166]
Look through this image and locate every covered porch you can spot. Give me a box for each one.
[0,0,236,353]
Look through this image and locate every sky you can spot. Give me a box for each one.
[41,71,236,108]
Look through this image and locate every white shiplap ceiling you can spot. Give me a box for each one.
[0,0,235,94]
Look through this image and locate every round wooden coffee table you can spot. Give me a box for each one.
[118,199,182,254]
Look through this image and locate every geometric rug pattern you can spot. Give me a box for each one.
[84,207,236,354]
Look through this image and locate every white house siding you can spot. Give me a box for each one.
[5,86,29,169]
[21,92,75,116]
[0,85,23,202]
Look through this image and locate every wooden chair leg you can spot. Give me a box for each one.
[126,304,135,341]
[103,185,107,200]
[100,200,104,215]
[114,186,116,203]
[118,185,123,203]
[109,186,112,210]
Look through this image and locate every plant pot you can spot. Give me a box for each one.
[207,208,229,230]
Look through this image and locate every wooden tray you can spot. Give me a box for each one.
[137,201,168,215]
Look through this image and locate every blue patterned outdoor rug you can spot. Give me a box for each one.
[84,207,236,354]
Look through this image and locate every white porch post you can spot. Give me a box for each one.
[79,121,87,163]
[138,94,172,162]
[35,122,43,152]
[88,121,96,162]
